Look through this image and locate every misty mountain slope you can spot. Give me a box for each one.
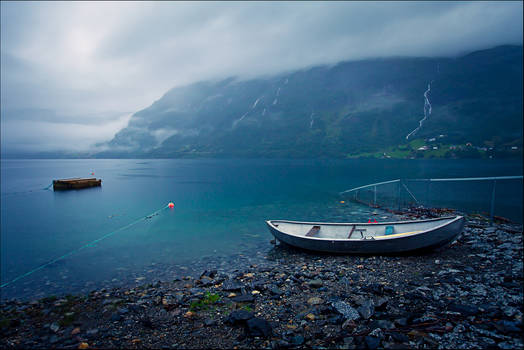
[99,45,522,158]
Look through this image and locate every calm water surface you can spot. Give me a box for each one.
[1,158,522,300]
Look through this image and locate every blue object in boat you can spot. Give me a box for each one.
[385,226,394,235]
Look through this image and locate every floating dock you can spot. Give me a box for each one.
[53,178,102,190]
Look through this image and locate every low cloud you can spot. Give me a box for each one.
[1,1,522,154]
[1,114,132,153]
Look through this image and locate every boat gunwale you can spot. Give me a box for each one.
[266,216,462,242]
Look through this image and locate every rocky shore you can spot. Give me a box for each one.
[1,212,522,349]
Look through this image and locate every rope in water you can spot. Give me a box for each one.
[1,183,54,197]
[0,204,169,289]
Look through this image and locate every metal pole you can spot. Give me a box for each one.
[490,180,497,220]
[397,179,402,210]
[402,182,420,205]
[425,179,430,208]
[373,186,377,206]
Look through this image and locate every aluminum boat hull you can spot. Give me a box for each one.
[266,216,465,254]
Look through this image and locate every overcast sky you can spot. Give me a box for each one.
[1,1,522,153]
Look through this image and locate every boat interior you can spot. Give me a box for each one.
[269,216,458,240]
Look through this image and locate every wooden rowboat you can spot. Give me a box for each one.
[53,178,102,191]
[266,216,464,254]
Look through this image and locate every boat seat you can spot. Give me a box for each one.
[306,225,321,237]
[348,225,366,238]
[353,228,367,239]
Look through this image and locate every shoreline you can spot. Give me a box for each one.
[1,213,522,349]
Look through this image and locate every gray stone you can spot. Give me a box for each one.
[246,317,272,337]
[269,287,284,296]
[204,318,216,326]
[370,319,395,330]
[225,310,254,325]
[369,328,384,339]
[374,297,388,310]
[307,279,323,288]
[222,281,243,292]
[86,328,99,335]
[365,336,381,350]
[494,320,521,334]
[232,294,255,303]
[390,331,409,343]
[307,297,324,305]
[394,318,408,327]
[49,323,59,333]
[117,307,129,314]
[49,335,59,344]
[498,341,516,349]
[448,303,479,316]
[357,299,375,319]
[111,313,122,322]
[332,301,360,321]
[291,335,304,345]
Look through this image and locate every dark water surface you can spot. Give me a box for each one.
[1,158,522,300]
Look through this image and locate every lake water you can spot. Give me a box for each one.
[1,158,522,300]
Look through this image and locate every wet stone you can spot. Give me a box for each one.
[394,318,408,327]
[494,320,522,334]
[357,299,375,320]
[232,294,255,303]
[365,336,381,350]
[140,317,154,329]
[246,317,272,338]
[307,297,323,305]
[389,332,409,343]
[332,301,360,321]
[412,315,437,324]
[291,335,304,345]
[269,287,283,296]
[374,297,388,310]
[49,335,59,344]
[110,313,122,322]
[50,323,59,333]
[9,319,21,328]
[225,310,254,325]
[448,303,479,316]
[369,319,394,330]
[204,319,216,327]
[307,279,323,288]
[86,328,99,338]
[222,281,243,292]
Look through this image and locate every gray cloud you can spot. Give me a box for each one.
[1,1,522,153]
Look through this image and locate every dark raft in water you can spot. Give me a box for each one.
[52,178,102,190]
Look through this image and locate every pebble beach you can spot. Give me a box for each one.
[1,211,522,349]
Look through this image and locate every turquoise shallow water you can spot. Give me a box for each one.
[1,158,522,300]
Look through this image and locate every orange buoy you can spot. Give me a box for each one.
[340,200,345,204]
[168,202,175,208]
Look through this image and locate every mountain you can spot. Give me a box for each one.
[97,45,523,158]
